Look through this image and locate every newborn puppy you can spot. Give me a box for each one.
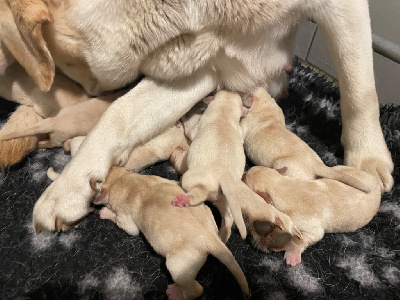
[240,87,371,193]
[243,166,381,266]
[173,91,248,239]
[123,122,186,172]
[94,167,249,300]
[172,91,300,245]
[169,99,209,174]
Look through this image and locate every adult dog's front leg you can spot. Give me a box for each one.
[313,0,394,192]
[33,70,217,233]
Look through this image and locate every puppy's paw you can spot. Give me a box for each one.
[172,194,190,207]
[99,207,115,220]
[166,284,184,300]
[32,173,95,233]
[284,249,302,267]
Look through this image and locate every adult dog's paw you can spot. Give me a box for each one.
[345,152,394,193]
[32,173,94,233]
[360,158,394,193]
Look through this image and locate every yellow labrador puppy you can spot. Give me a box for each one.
[243,166,381,266]
[240,87,371,193]
[0,0,391,231]
[93,167,249,300]
[173,91,301,245]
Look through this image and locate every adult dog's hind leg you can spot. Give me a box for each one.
[312,0,393,192]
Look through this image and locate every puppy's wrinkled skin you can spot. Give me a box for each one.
[241,87,371,193]
[0,0,391,229]
[243,166,381,266]
[95,167,249,300]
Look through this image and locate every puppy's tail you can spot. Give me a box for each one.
[0,105,40,168]
[220,177,247,239]
[315,165,371,193]
[210,238,249,295]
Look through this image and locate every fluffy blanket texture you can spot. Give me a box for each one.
[0,59,399,299]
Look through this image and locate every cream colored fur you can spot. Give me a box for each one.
[243,166,381,266]
[94,167,249,300]
[0,0,392,231]
[47,123,187,181]
[174,91,248,240]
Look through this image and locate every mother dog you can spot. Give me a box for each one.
[0,0,393,232]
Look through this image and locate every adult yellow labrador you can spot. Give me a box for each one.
[0,0,393,232]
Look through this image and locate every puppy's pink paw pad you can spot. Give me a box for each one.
[99,207,112,219]
[172,194,190,207]
[166,284,184,300]
[284,249,302,267]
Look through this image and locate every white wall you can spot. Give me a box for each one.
[294,1,400,105]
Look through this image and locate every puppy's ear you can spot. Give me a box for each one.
[202,95,215,105]
[0,0,55,92]
[256,190,272,204]
[93,189,109,205]
[276,167,287,175]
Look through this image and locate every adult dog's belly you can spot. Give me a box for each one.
[140,25,297,96]
[53,1,299,97]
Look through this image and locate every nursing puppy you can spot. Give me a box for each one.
[243,166,381,266]
[93,167,249,300]
[0,0,391,232]
[172,91,300,245]
[172,91,248,239]
[240,87,371,193]
[169,98,209,174]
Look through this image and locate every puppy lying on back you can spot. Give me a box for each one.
[240,87,371,193]
[172,91,301,245]
[243,166,381,266]
[93,167,249,300]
